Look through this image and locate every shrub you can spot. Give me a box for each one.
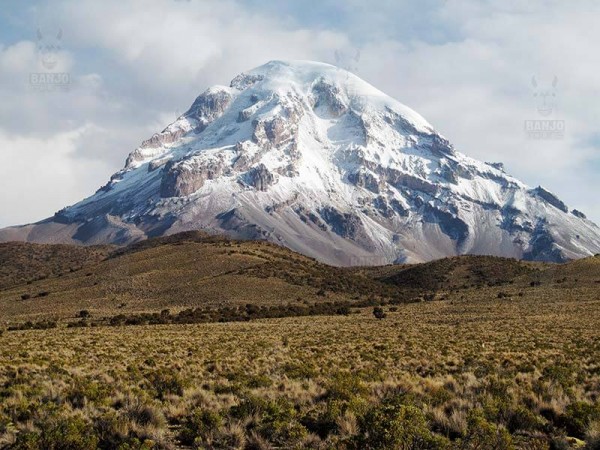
[281,361,317,379]
[179,408,222,446]
[460,409,514,450]
[13,415,99,450]
[560,402,600,439]
[373,307,386,320]
[146,368,185,399]
[230,395,307,446]
[67,378,112,408]
[94,412,158,449]
[326,372,368,403]
[353,400,448,449]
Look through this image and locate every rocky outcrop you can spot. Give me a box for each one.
[187,87,233,127]
[160,158,225,198]
[311,78,347,117]
[230,73,264,90]
[486,162,505,171]
[245,164,275,191]
[348,169,381,193]
[383,168,438,196]
[319,206,364,239]
[252,112,298,149]
[532,186,569,213]
[423,205,470,246]
[525,219,568,262]
[140,128,185,149]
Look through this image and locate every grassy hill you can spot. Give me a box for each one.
[0,241,113,290]
[1,233,598,326]
[0,232,403,324]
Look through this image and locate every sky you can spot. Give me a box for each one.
[0,0,599,227]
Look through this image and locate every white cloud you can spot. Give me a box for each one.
[0,126,112,226]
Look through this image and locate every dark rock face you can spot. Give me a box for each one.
[319,206,363,239]
[311,78,347,117]
[216,208,272,240]
[384,168,438,196]
[348,170,380,193]
[486,162,505,171]
[187,88,233,128]
[532,186,569,213]
[373,197,395,218]
[160,159,225,198]
[294,205,327,231]
[423,205,470,246]
[525,220,567,262]
[500,206,534,234]
[230,73,264,90]
[245,164,275,191]
[438,162,459,184]
[572,209,587,219]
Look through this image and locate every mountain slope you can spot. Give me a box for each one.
[1,60,599,264]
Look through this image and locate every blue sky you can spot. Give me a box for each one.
[0,0,599,226]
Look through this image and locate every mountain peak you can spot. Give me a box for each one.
[1,60,599,264]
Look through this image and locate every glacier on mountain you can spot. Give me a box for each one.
[2,60,599,265]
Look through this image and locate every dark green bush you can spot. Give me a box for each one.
[560,401,600,439]
[373,307,386,320]
[179,408,222,446]
[13,415,99,450]
[353,400,448,449]
[146,368,185,399]
[460,409,514,450]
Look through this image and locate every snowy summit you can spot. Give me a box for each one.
[1,60,599,264]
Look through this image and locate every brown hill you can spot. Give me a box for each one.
[0,232,403,323]
[378,254,546,292]
[1,233,598,325]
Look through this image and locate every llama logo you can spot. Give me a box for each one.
[531,76,558,117]
[334,48,361,75]
[36,28,62,70]
[30,28,70,91]
[334,47,365,110]
[524,75,564,140]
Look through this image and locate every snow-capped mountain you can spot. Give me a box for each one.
[2,60,599,264]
